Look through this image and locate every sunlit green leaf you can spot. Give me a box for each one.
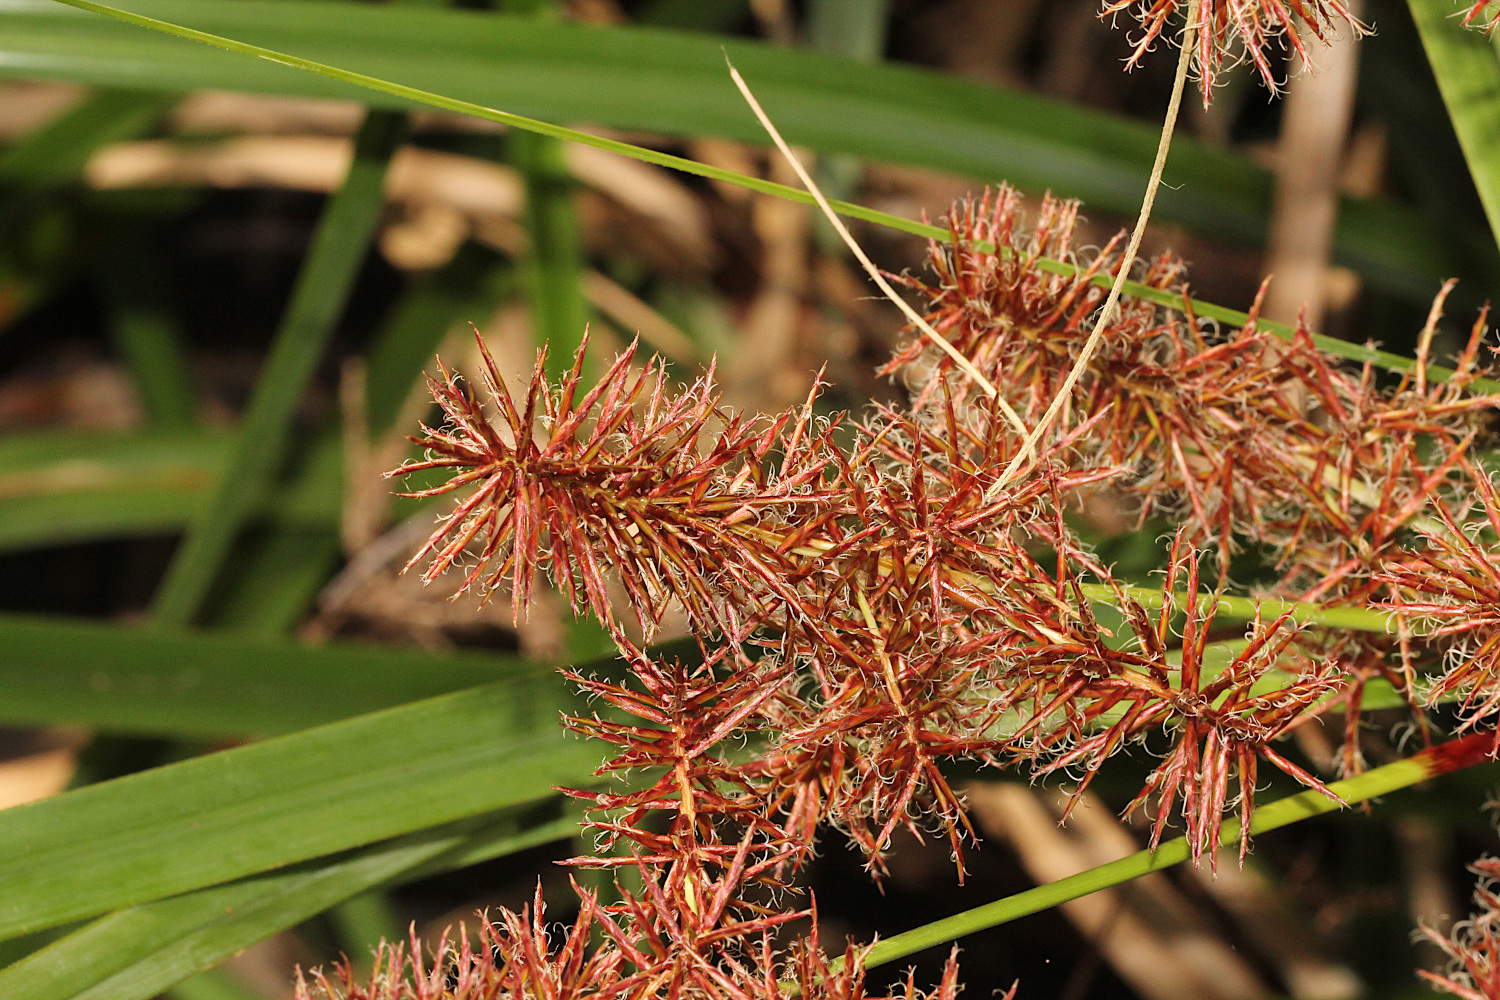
[2,0,1486,300]
[0,664,592,940]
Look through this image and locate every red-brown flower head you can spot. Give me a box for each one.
[391,330,847,643]
[1099,0,1368,105]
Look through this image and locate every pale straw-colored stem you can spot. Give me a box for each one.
[991,0,1203,494]
[728,64,1031,440]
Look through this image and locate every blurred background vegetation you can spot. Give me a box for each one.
[0,0,1497,998]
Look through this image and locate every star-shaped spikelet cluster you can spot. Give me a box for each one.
[365,184,1500,1000]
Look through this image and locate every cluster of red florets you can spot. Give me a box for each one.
[300,185,1500,1000]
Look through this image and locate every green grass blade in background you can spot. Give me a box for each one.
[10,0,1487,303]
[0,612,548,737]
[165,970,262,1000]
[0,87,174,187]
[854,734,1500,973]
[0,87,178,330]
[0,812,575,1000]
[148,109,406,627]
[0,666,592,940]
[0,428,340,554]
[195,428,345,636]
[97,213,198,427]
[32,0,1496,388]
[501,0,589,382]
[512,118,587,385]
[1409,0,1500,254]
[200,526,343,636]
[806,0,892,247]
[365,242,511,438]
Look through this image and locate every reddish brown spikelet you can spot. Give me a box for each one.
[742,401,1128,877]
[1418,857,1500,999]
[1380,475,1500,732]
[897,198,1500,608]
[882,187,1184,416]
[375,179,1500,1000]
[1098,0,1367,105]
[562,647,805,901]
[392,330,845,641]
[1008,534,1343,867]
[294,892,625,1000]
[1467,2,1500,35]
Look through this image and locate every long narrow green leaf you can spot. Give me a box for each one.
[29,0,1497,393]
[0,87,178,329]
[512,123,588,384]
[198,526,344,636]
[97,213,198,427]
[0,612,552,738]
[0,87,174,187]
[16,0,1488,303]
[1409,0,1500,254]
[365,242,511,438]
[0,428,340,554]
[165,970,262,1000]
[149,110,406,626]
[853,731,1500,973]
[0,665,593,939]
[0,812,575,1000]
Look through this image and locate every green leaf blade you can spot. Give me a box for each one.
[0,669,592,940]
[4,0,1485,301]
[1410,0,1500,255]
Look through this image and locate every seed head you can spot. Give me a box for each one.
[1099,0,1368,105]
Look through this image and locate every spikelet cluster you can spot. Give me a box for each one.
[1099,0,1367,105]
[328,184,1500,1000]
[895,194,1498,606]
[1417,856,1500,999]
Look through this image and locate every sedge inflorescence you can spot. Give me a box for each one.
[303,186,1500,1000]
[1099,0,1367,105]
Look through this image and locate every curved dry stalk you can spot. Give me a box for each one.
[726,63,1031,442]
[992,0,1202,494]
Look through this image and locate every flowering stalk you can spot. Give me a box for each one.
[357,186,1500,1000]
[857,728,1500,975]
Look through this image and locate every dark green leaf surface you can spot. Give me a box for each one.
[0,812,575,1000]
[200,526,342,636]
[0,87,174,187]
[0,666,593,940]
[98,213,199,428]
[1409,0,1500,255]
[0,613,544,737]
[0,429,339,553]
[364,242,511,438]
[149,110,407,626]
[1,0,1483,300]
